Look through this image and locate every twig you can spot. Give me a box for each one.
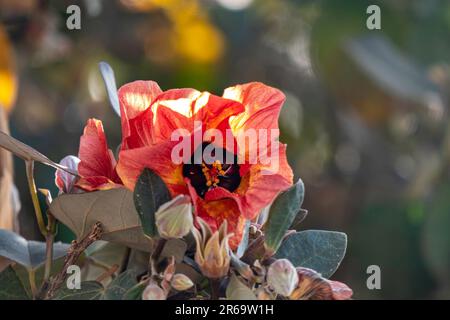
[43,222,103,300]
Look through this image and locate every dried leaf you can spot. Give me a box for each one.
[99,61,120,116]
[49,188,153,252]
[0,131,77,176]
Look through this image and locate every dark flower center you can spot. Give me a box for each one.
[182,142,241,198]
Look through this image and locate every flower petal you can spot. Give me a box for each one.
[237,143,293,219]
[118,80,162,147]
[186,179,245,250]
[224,82,285,133]
[55,155,80,194]
[116,141,187,196]
[78,119,119,188]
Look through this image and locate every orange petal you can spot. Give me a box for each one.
[76,176,122,191]
[224,82,285,133]
[186,179,245,250]
[118,80,162,147]
[237,143,293,219]
[116,141,187,196]
[78,119,119,188]
[125,89,244,147]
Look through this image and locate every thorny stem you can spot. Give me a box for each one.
[25,161,47,237]
[44,222,103,300]
[149,238,167,277]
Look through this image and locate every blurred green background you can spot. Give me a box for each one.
[1,0,449,299]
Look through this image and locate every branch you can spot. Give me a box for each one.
[42,222,103,299]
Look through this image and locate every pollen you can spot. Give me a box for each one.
[201,160,226,188]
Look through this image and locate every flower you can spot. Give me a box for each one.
[192,218,231,278]
[289,267,353,300]
[115,80,294,249]
[155,194,193,239]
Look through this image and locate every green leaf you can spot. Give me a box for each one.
[275,230,347,278]
[54,271,138,300]
[291,209,308,230]
[53,281,104,300]
[13,256,69,297]
[0,267,29,300]
[0,229,69,269]
[123,281,147,300]
[264,179,305,253]
[103,270,137,300]
[226,274,256,300]
[133,168,171,237]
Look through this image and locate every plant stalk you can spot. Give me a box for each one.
[25,161,47,237]
[29,269,38,299]
[149,238,167,277]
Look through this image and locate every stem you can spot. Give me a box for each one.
[210,278,221,300]
[149,238,167,277]
[119,247,131,273]
[43,232,55,282]
[29,269,37,299]
[25,161,47,237]
[43,213,56,283]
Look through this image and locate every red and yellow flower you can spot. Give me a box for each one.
[75,80,293,249]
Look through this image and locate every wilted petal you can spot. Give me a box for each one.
[329,280,353,300]
[290,267,353,300]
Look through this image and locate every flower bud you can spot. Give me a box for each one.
[171,273,194,291]
[142,282,167,300]
[155,195,193,239]
[267,259,298,297]
[55,155,80,194]
[192,218,231,279]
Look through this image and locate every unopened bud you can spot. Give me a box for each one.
[267,259,298,297]
[155,195,193,239]
[142,282,167,300]
[171,273,194,291]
